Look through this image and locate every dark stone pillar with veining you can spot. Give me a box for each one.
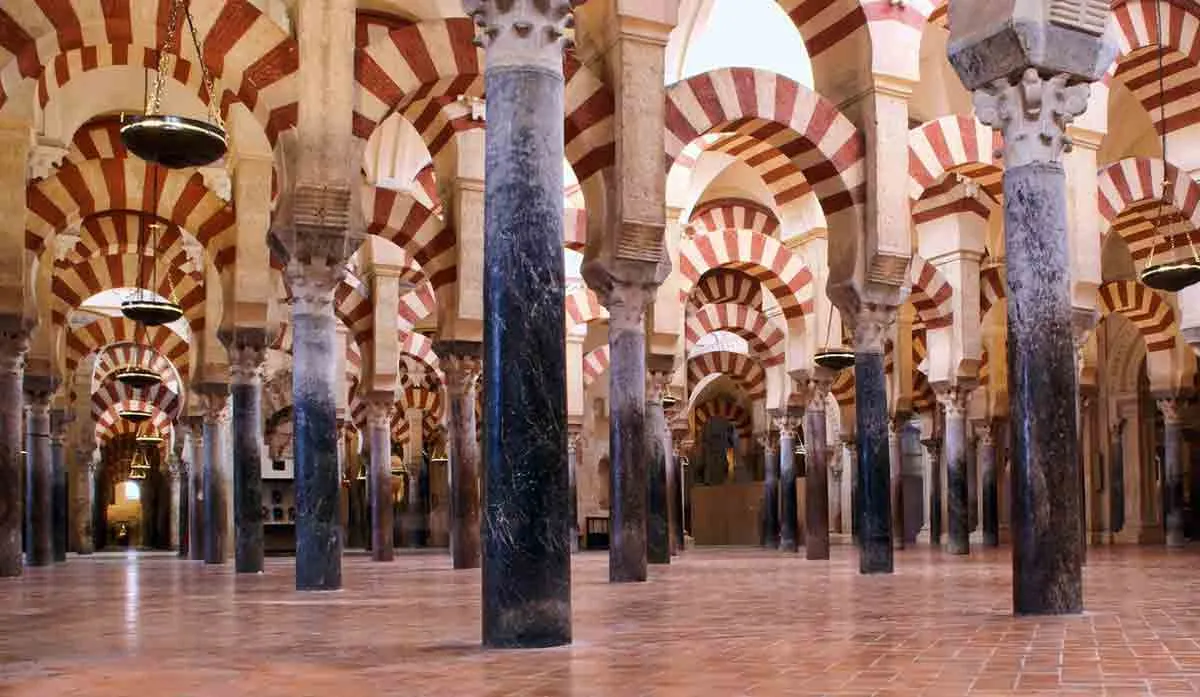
[806,381,831,560]
[0,330,28,576]
[475,0,573,647]
[854,312,894,574]
[24,381,53,567]
[774,413,800,553]
[645,373,670,565]
[938,387,971,555]
[1004,162,1082,614]
[187,420,205,561]
[199,389,230,565]
[979,424,999,547]
[289,265,344,590]
[438,347,483,569]
[49,412,67,562]
[177,462,189,558]
[228,340,267,574]
[760,434,779,549]
[567,429,581,553]
[1159,398,1186,548]
[364,396,394,562]
[888,416,906,551]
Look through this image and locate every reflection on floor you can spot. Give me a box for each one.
[2,546,1200,696]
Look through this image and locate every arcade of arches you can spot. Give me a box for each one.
[4,0,1200,694]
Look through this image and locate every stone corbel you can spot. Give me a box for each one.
[26,137,68,181]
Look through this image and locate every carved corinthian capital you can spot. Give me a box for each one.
[463,0,575,74]
[222,328,270,386]
[850,303,896,355]
[973,68,1091,168]
[286,258,344,318]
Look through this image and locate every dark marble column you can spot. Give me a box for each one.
[773,412,801,553]
[662,412,678,557]
[49,410,67,562]
[23,380,54,567]
[968,68,1092,615]
[186,419,205,561]
[1159,398,1185,548]
[73,449,95,556]
[567,429,581,553]
[923,438,942,546]
[199,388,230,565]
[170,458,185,554]
[979,423,999,547]
[759,433,779,549]
[1003,161,1083,613]
[228,340,267,573]
[888,415,906,551]
[364,396,394,562]
[854,309,894,574]
[847,441,859,541]
[937,387,971,555]
[830,457,845,534]
[0,329,29,576]
[674,434,692,550]
[645,372,670,566]
[438,348,482,569]
[805,380,832,560]
[288,264,345,590]
[475,0,573,648]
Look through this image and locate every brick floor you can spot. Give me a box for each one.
[2,546,1200,695]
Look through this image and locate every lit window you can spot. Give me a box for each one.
[123,481,141,501]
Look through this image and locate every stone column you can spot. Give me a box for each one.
[186,417,205,561]
[978,423,999,547]
[199,388,230,564]
[971,72,1096,615]
[401,405,427,547]
[228,338,267,573]
[567,429,582,553]
[806,379,832,560]
[469,0,573,647]
[645,370,670,565]
[0,329,28,576]
[24,378,54,567]
[1158,397,1186,548]
[440,348,483,569]
[49,411,67,562]
[288,260,345,590]
[854,307,895,574]
[923,438,943,546]
[167,457,183,552]
[672,427,690,551]
[363,394,394,562]
[888,415,906,551]
[937,386,971,555]
[846,440,859,540]
[773,412,802,553]
[662,411,678,557]
[830,460,844,535]
[73,449,95,555]
[759,432,779,549]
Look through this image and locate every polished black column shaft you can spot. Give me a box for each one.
[855,327,893,575]
[230,349,266,574]
[24,386,52,567]
[760,437,779,548]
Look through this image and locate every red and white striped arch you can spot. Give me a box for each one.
[692,396,753,444]
[687,351,767,400]
[0,0,299,139]
[51,251,205,331]
[908,115,1004,201]
[1099,281,1178,353]
[398,383,444,422]
[777,1,934,64]
[26,158,237,268]
[907,255,954,331]
[93,343,181,395]
[979,263,1006,319]
[685,304,786,368]
[353,19,614,184]
[688,269,764,312]
[1111,0,1200,136]
[683,132,816,219]
[398,330,442,380]
[397,281,437,331]
[1097,157,1200,268]
[361,184,454,290]
[689,198,781,238]
[66,117,127,163]
[582,345,610,390]
[95,410,173,447]
[678,228,814,322]
[565,286,608,334]
[66,317,190,378]
[665,68,866,219]
[91,380,182,423]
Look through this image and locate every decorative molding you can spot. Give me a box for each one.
[973,68,1091,168]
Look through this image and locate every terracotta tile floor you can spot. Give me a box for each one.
[2,546,1200,696]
